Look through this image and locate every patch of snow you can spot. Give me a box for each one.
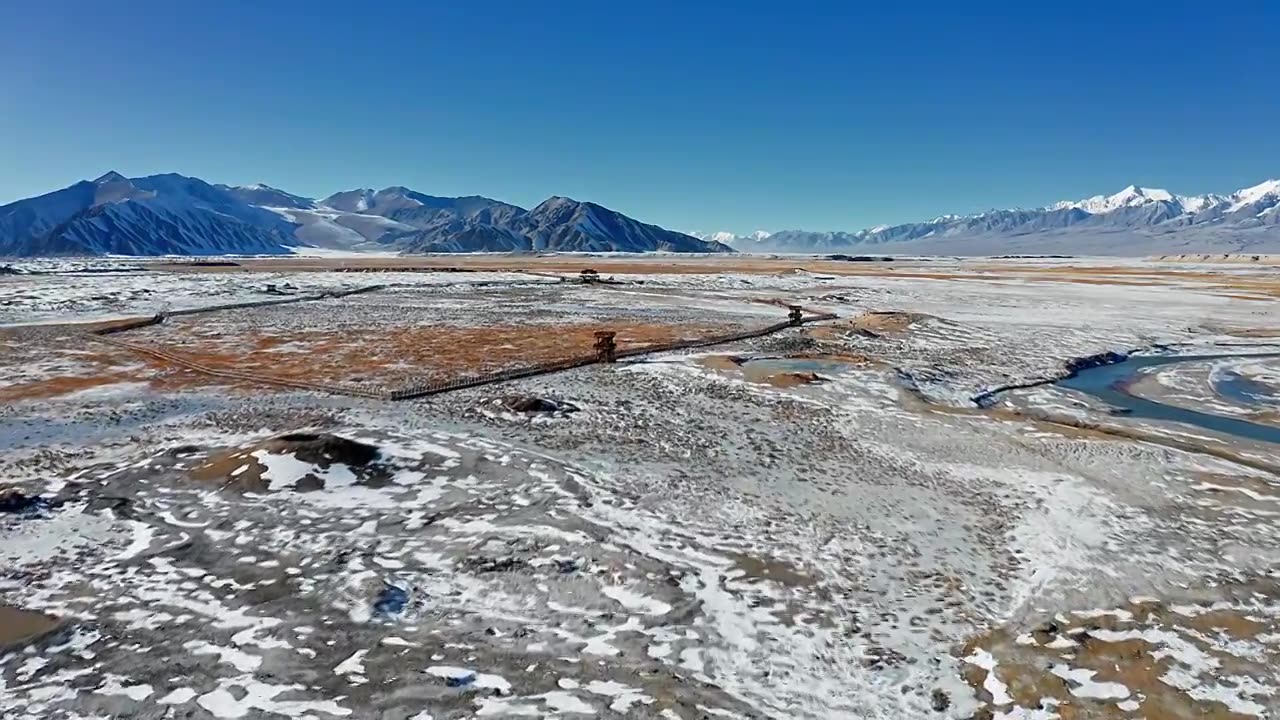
[1049,665,1130,699]
[965,648,1013,705]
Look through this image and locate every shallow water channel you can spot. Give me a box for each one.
[1059,353,1280,445]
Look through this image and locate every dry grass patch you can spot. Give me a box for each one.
[129,322,737,389]
[959,591,1280,719]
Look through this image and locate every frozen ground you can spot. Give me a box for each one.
[1,257,1278,719]
[0,267,555,326]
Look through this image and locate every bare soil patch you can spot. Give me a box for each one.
[132,322,736,390]
[960,591,1280,720]
[192,433,389,492]
[0,606,61,648]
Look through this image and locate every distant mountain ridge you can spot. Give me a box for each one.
[0,173,732,257]
[699,179,1280,255]
[8,173,1279,257]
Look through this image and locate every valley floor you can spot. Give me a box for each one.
[0,256,1277,720]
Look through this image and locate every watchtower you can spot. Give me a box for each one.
[593,330,617,363]
[788,305,804,326]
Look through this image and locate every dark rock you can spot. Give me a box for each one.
[445,673,476,688]
[931,688,950,712]
[556,558,582,574]
[501,396,579,414]
[267,433,381,466]
[0,489,41,514]
[0,489,60,516]
[461,556,526,573]
[293,475,325,492]
[166,444,204,457]
[373,584,409,617]
[1064,351,1128,374]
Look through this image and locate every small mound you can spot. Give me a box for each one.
[192,432,388,493]
[497,395,579,414]
[264,433,380,465]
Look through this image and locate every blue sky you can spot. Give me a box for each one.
[2,1,1277,233]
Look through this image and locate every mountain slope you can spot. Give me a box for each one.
[0,172,298,256]
[322,189,731,254]
[220,183,316,210]
[12,201,296,256]
[520,197,727,253]
[727,178,1280,255]
[2,174,727,256]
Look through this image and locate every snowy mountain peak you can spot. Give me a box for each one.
[1117,185,1172,202]
[93,171,128,185]
[685,229,774,244]
[530,196,583,216]
[1231,179,1280,210]
[1058,185,1177,214]
[1043,179,1280,218]
[686,231,740,244]
[319,189,377,213]
[736,175,1280,255]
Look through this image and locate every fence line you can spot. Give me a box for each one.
[91,314,167,335]
[160,284,387,318]
[83,294,838,401]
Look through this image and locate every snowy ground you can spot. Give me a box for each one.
[1,257,1277,719]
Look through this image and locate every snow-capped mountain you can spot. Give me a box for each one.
[688,230,771,244]
[518,197,724,253]
[1048,185,1235,215]
[220,183,316,210]
[314,188,728,253]
[728,179,1280,255]
[0,173,731,256]
[0,172,298,256]
[686,231,740,245]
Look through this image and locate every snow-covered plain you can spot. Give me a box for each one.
[0,257,1277,719]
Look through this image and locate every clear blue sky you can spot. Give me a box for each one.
[2,1,1277,233]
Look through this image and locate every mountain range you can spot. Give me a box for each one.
[692,179,1280,255]
[4,173,1279,257]
[0,173,731,257]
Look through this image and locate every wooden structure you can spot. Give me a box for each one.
[788,305,804,326]
[593,330,617,362]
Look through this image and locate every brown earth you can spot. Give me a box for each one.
[755,371,825,388]
[0,606,61,648]
[729,553,819,587]
[0,343,258,402]
[847,311,932,335]
[191,433,388,492]
[128,322,738,391]
[959,593,1279,720]
[699,353,872,387]
[140,256,1280,297]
